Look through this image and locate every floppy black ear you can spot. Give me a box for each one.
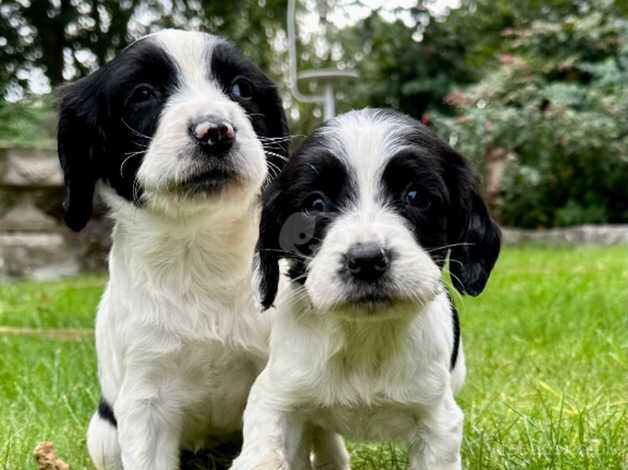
[57,78,104,232]
[445,150,501,296]
[257,189,283,310]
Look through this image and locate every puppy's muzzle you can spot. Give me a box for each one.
[189,118,236,157]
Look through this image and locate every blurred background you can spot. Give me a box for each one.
[0,0,627,277]
[0,3,626,468]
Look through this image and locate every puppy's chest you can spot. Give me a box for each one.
[176,342,263,443]
[309,350,437,406]
[290,360,437,441]
[121,277,268,346]
[104,280,269,439]
[309,403,419,441]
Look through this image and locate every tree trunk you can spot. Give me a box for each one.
[22,0,74,86]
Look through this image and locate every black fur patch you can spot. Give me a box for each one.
[257,109,501,309]
[257,140,354,308]
[98,397,117,427]
[57,36,289,232]
[381,149,450,267]
[380,115,501,296]
[57,38,180,230]
[211,42,288,176]
[450,298,461,370]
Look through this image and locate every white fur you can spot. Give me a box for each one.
[83,30,349,470]
[137,32,267,216]
[86,30,348,470]
[232,110,466,470]
[89,186,269,469]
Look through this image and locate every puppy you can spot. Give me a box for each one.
[57,30,293,469]
[231,109,501,470]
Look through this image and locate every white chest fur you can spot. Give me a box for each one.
[94,200,270,449]
[233,290,466,470]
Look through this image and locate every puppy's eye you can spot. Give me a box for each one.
[230,77,254,100]
[403,184,431,210]
[127,84,157,105]
[303,192,329,215]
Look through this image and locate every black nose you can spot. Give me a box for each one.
[345,243,391,282]
[190,119,235,154]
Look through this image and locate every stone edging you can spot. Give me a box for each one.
[501,225,628,246]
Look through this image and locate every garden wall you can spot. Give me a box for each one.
[0,148,626,280]
[0,147,110,280]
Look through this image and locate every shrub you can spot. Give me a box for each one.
[434,11,628,228]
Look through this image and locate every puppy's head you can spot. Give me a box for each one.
[57,29,288,230]
[258,109,500,318]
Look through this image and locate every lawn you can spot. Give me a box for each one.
[0,246,626,469]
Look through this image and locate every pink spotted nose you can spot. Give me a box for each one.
[189,119,236,155]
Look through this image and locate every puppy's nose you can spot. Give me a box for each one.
[190,119,235,154]
[345,243,391,282]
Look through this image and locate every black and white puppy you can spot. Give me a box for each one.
[232,109,501,470]
[57,29,294,469]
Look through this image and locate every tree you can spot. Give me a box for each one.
[1,0,147,94]
[0,0,289,97]
[338,9,479,118]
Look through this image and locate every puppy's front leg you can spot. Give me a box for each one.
[231,371,310,470]
[114,371,183,470]
[408,395,463,470]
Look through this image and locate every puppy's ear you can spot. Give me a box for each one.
[257,190,283,309]
[57,76,104,232]
[445,150,501,296]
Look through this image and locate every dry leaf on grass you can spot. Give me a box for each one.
[33,442,69,470]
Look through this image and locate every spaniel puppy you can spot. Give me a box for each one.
[57,29,298,469]
[232,109,501,470]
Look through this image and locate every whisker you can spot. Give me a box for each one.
[425,242,476,253]
[120,152,144,177]
[261,143,289,152]
[266,160,283,178]
[264,150,289,162]
[121,119,153,142]
[132,178,142,203]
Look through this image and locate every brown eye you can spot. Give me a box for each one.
[403,184,432,210]
[230,77,253,99]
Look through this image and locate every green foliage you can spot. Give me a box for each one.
[1,246,627,468]
[434,7,628,227]
[0,97,55,148]
[335,7,480,118]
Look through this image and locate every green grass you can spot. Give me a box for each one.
[0,276,104,329]
[0,246,626,469]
